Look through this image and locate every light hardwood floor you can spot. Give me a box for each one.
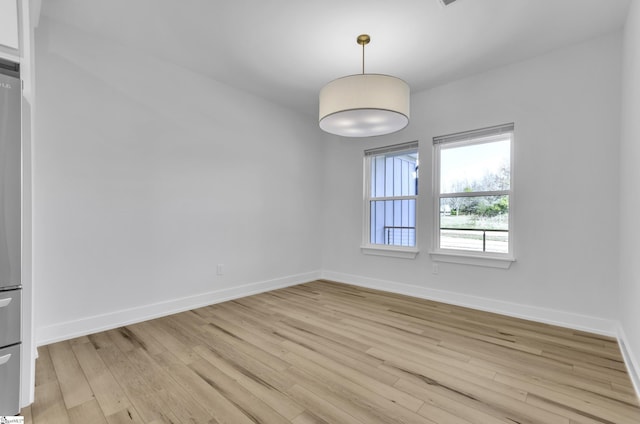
[19,280,640,424]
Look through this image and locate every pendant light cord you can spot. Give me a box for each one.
[362,42,365,74]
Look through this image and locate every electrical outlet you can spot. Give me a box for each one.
[216,264,224,275]
[432,263,439,275]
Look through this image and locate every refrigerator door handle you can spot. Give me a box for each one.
[0,353,11,365]
[0,297,12,308]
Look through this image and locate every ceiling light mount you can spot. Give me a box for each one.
[319,34,410,138]
[356,34,370,45]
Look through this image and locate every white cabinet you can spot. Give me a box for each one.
[0,0,19,50]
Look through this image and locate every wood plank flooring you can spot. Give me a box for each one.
[19,280,640,423]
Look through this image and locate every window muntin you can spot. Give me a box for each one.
[434,125,513,257]
[364,143,419,249]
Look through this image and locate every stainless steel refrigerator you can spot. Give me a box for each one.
[0,59,21,416]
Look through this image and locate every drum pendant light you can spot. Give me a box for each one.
[319,34,410,138]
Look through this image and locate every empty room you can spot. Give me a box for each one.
[1,0,640,423]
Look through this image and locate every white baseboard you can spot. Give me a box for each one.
[617,324,640,401]
[36,270,322,346]
[321,270,618,336]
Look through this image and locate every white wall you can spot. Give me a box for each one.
[323,33,622,333]
[33,17,324,344]
[619,0,640,391]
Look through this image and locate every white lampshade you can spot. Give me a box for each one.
[319,74,410,138]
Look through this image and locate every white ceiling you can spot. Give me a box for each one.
[40,0,630,117]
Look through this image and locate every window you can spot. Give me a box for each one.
[432,124,514,268]
[363,141,419,258]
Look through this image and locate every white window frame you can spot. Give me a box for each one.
[362,141,419,259]
[431,124,515,269]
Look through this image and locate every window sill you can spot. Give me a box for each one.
[361,245,419,259]
[429,250,515,269]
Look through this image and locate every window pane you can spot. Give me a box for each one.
[371,151,418,198]
[372,155,385,197]
[440,138,510,194]
[370,199,416,246]
[439,195,508,253]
